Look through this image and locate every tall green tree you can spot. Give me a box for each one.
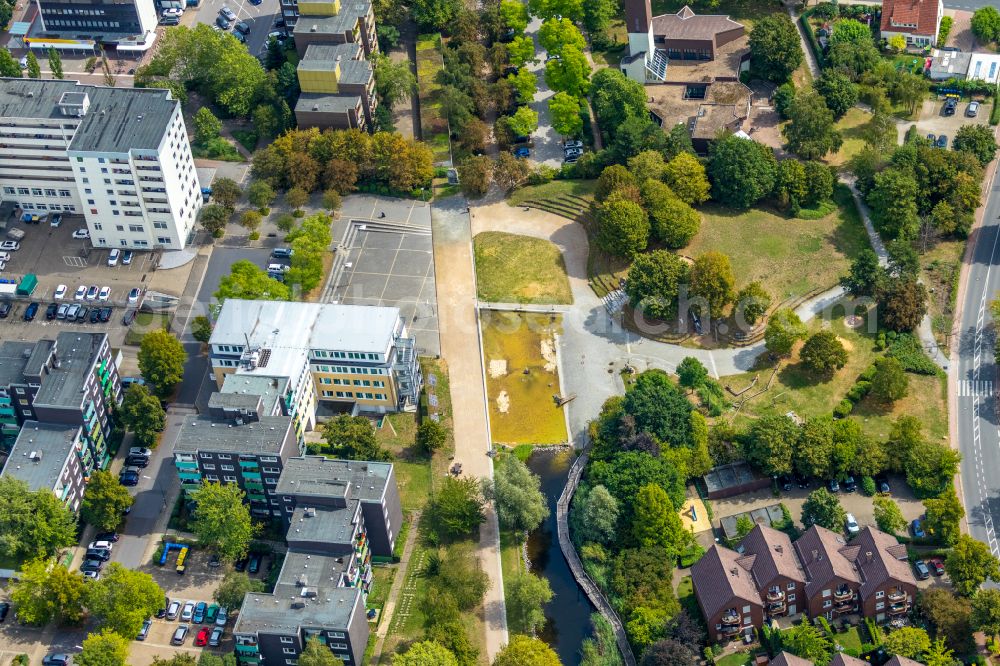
[76,630,130,666]
[873,496,907,534]
[549,91,582,137]
[0,48,21,77]
[624,250,688,321]
[623,370,693,448]
[972,588,1000,638]
[801,487,846,530]
[80,470,134,532]
[708,135,778,209]
[10,559,88,626]
[748,13,803,83]
[484,455,549,533]
[572,485,618,545]
[953,124,999,167]
[410,0,462,30]
[538,17,586,55]
[971,6,1000,43]
[372,53,416,107]
[596,193,649,258]
[138,328,186,398]
[247,180,276,209]
[47,48,63,79]
[641,179,700,248]
[589,68,647,134]
[87,563,164,638]
[783,88,843,160]
[814,70,857,119]
[189,482,257,562]
[882,627,931,660]
[428,477,486,538]
[923,487,965,547]
[298,637,346,666]
[507,106,539,137]
[631,484,688,556]
[662,152,710,206]
[735,282,771,327]
[544,44,590,98]
[500,0,529,32]
[744,415,798,476]
[841,249,886,298]
[947,535,1000,596]
[25,51,40,79]
[214,570,265,610]
[493,636,561,666]
[194,107,222,145]
[505,572,554,636]
[800,330,848,375]
[879,278,927,333]
[782,622,832,664]
[689,251,735,319]
[393,641,456,666]
[868,168,920,240]
[215,260,291,303]
[118,383,166,447]
[676,357,708,390]
[764,308,806,356]
[920,588,974,653]
[0,476,77,559]
[322,414,390,461]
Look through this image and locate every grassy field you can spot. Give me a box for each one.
[828,107,873,168]
[125,312,171,346]
[921,239,963,355]
[474,232,572,305]
[684,185,869,302]
[416,34,451,165]
[481,311,569,446]
[507,179,597,207]
[727,316,948,443]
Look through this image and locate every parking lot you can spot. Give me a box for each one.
[189,0,283,62]
[326,196,440,356]
[900,96,994,146]
[0,216,156,345]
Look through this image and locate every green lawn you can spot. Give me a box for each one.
[474,231,572,305]
[828,107,873,168]
[125,312,171,346]
[921,239,963,355]
[507,179,597,207]
[716,651,755,666]
[727,316,948,443]
[684,185,869,303]
[833,625,864,652]
[480,312,569,446]
[416,34,451,165]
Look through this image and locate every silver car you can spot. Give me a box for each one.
[180,600,195,621]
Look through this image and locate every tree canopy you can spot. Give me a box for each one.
[428,476,486,538]
[624,250,689,321]
[138,328,186,398]
[708,135,778,209]
[189,482,257,562]
[748,13,803,83]
[321,414,391,461]
[80,470,134,533]
[118,383,166,447]
[87,563,165,638]
[77,630,130,666]
[0,476,77,560]
[947,535,1000,596]
[484,455,549,533]
[493,636,561,666]
[214,570,265,610]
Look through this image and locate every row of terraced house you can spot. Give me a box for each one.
[693,524,917,644]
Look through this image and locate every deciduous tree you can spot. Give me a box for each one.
[211,177,242,211]
[194,107,223,145]
[735,282,771,327]
[640,179,700,249]
[744,415,798,476]
[538,17,586,55]
[214,571,264,610]
[299,637,346,666]
[493,636,561,666]
[953,123,998,166]
[883,627,931,660]
[676,357,708,390]
[137,328,186,398]
[189,482,257,562]
[871,355,911,402]
[971,6,1000,44]
[483,455,549,533]
[416,419,447,454]
[505,572,553,635]
[783,622,832,664]
[920,588,973,652]
[544,44,590,98]
[801,487,846,530]
[507,35,536,67]
[87,563,165,638]
[814,70,857,120]
[624,250,688,321]
[572,484,618,545]
[924,486,965,547]
[800,330,848,374]
[549,91,582,137]
[118,383,165,448]
[689,251,735,319]
[948,535,1000,596]
[77,630,129,666]
[428,476,486,538]
[631,484,688,556]
[25,51,40,79]
[199,204,230,237]
[589,68,647,135]
[708,135,777,209]
[783,88,843,160]
[215,259,290,303]
[0,49,22,77]
[879,277,927,332]
[662,152,710,205]
[392,641,455,666]
[623,370,693,449]
[11,559,87,625]
[596,193,649,258]
[81,470,134,532]
[873,496,907,534]
[458,155,493,197]
[748,13,803,83]
[841,248,885,297]
[973,588,1000,638]
[764,308,806,356]
[322,414,390,461]
[247,180,276,209]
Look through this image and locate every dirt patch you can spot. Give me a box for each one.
[837,336,854,352]
[540,337,557,373]
[489,359,508,378]
[497,390,510,414]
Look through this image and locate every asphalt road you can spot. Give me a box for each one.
[944,0,993,9]
[955,149,1000,560]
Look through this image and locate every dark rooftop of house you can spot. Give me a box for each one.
[690,544,762,619]
[1,421,81,491]
[287,503,361,547]
[0,341,39,386]
[276,456,392,503]
[651,5,744,41]
[33,332,107,410]
[295,92,363,115]
[172,413,292,454]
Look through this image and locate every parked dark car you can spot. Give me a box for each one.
[85,548,111,561]
[827,478,840,493]
[914,559,931,580]
[23,302,39,321]
[42,655,70,666]
[80,558,104,572]
[94,531,120,542]
[843,475,857,493]
[234,557,248,572]
[45,303,58,320]
[778,475,793,492]
[874,475,890,494]
[911,518,926,538]
[99,306,112,322]
[90,308,101,323]
[943,98,957,116]
[936,134,948,149]
[122,309,137,326]
[248,553,262,574]
[0,301,10,318]
[795,473,810,489]
[75,306,88,322]
[119,467,140,486]
[125,455,149,468]
[0,601,9,622]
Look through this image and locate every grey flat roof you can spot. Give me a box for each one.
[288,503,359,546]
[33,332,107,410]
[25,340,55,378]
[299,43,372,85]
[234,550,362,634]
[1,421,80,492]
[292,0,368,36]
[0,341,36,386]
[173,413,292,454]
[296,92,362,114]
[208,391,263,413]
[276,456,391,502]
[0,78,177,154]
[211,300,402,355]
[219,374,288,414]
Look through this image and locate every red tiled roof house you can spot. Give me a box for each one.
[770,653,812,666]
[849,527,918,623]
[691,545,765,643]
[739,525,808,619]
[880,0,944,47]
[794,525,862,619]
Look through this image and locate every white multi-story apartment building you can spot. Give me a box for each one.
[0,78,202,250]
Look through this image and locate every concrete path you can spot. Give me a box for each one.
[430,197,508,660]
[523,15,568,168]
[789,4,820,78]
[370,511,422,664]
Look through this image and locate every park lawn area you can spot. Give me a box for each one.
[684,185,869,302]
[416,34,450,165]
[921,239,963,355]
[716,652,755,666]
[728,317,948,443]
[828,107,872,168]
[507,179,597,207]
[832,625,864,652]
[500,531,525,584]
[474,232,572,305]
[481,311,569,446]
[124,312,171,346]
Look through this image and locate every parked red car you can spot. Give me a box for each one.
[929,558,945,576]
[196,627,211,647]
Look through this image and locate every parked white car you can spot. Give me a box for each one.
[72,229,89,239]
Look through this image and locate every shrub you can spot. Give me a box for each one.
[859,364,878,381]
[861,476,877,496]
[846,380,871,403]
[834,399,853,418]
[885,332,940,375]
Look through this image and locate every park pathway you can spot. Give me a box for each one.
[430,196,509,661]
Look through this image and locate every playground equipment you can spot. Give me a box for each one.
[159,542,184,566]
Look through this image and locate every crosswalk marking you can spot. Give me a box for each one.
[959,379,994,397]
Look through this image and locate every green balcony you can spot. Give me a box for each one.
[242,472,262,481]
[176,460,198,469]
[238,459,259,468]
[235,645,260,656]
[245,482,265,493]
[179,472,202,482]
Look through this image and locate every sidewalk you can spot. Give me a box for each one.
[369,512,422,663]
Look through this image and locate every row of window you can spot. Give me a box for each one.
[319,378,385,388]
[321,390,386,400]
[3,186,72,197]
[202,463,281,474]
[313,365,387,375]
[313,350,380,361]
[20,203,76,211]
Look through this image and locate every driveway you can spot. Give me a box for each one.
[430,197,508,661]
[523,15,569,168]
[901,98,992,146]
